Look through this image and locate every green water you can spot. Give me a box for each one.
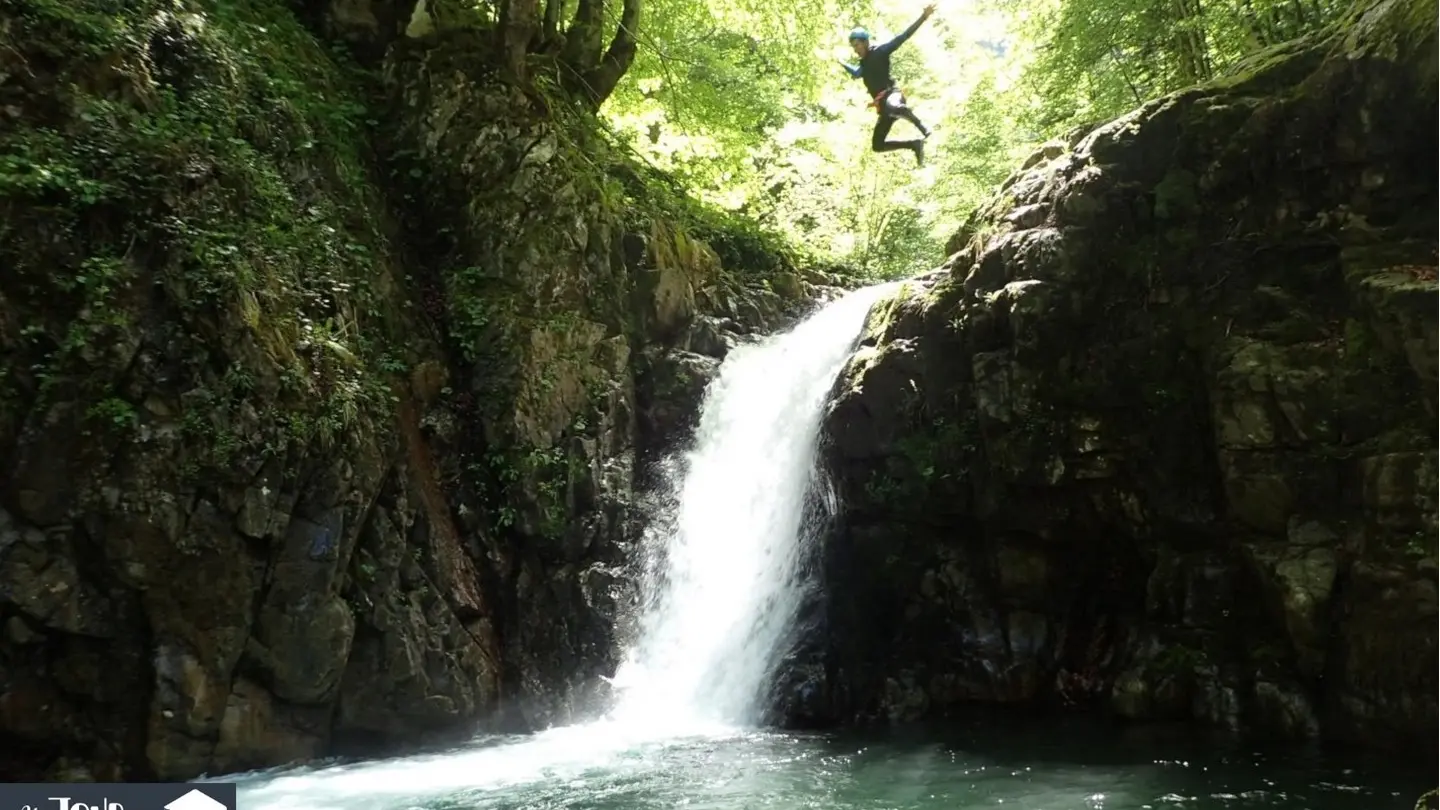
[228,714,1433,810]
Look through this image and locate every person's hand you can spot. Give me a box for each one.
[922,3,936,17]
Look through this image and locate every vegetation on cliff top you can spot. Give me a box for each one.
[0,0,407,479]
[0,0,802,474]
[601,0,1360,278]
[0,0,1423,481]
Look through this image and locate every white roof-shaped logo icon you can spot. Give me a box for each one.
[165,789,228,810]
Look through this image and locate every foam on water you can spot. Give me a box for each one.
[224,284,898,808]
[605,282,898,731]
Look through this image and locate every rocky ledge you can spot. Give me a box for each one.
[797,0,1437,755]
[0,0,842,781]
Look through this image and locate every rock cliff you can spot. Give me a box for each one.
[808,0,1437,754]
[0,0,833,780]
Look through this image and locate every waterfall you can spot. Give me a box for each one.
[225,283,896,810]
[606,282,897,731]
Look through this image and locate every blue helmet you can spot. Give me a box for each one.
[848,27,870,42]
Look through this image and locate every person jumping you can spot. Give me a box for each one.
[839,4,936,166]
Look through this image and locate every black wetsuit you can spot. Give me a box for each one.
[841,15,931,158]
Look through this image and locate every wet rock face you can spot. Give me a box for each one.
[381,41,817,734]
[0,0,819,782]
[0,438,503,781]
[0,0,509,779]
[809,0,1437,753]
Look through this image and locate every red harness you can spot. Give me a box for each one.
[868,87,905,112]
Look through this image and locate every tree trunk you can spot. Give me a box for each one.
[499,0,542,78]
[1168,0,1211,83]
[1190,0,1213,78]
[541,0,563,49]
[560,0,606,74]
[1238,0,1277,46]
[496,0,642,107]
[576,0,640,106]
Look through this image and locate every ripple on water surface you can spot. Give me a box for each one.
[221,716,1432,810]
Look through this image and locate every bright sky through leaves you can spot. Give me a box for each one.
[601,0,1348,279]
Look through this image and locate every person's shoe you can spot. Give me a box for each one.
[913,142,925,166]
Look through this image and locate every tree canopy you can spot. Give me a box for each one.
[486,0,1352,278]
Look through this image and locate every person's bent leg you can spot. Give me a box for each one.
[872,115,906,152]
[873,105,925,165]
[899,107,931,138]
[886,93,931,138]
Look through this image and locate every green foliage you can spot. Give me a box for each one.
[478,434,579,541]
[863,409,977,505]
[595,0,1359,284]
[606,0,875,187]
[985,0,1349,136]
[604,0,1034,282]
[1146,643,1207,679]
[613,156,800,277]
[929,76,1024,217]
[0,0,400,469]
[84,396,139,431]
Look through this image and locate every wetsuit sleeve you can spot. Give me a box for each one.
[839,60,862,79]
[875,12,928,54]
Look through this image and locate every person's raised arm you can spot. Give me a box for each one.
[838,59,862,78]
[876,3,936,54]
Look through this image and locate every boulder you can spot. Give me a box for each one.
[809,0,1437,753]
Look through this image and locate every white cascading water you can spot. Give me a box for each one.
[227,283,897,810]
[605,282,898,730]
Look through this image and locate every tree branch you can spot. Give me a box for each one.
[542,0,563,47]
[561,0,606,70]
[577,0,641,106]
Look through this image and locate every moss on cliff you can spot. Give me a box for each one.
[0,0,457,781]
[0,0,406,481]
[380,40,816,597]
[0,0,834,779]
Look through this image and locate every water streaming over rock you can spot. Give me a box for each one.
[223,285,894,807]
[604,282,899,730]
[217,284,1428,810]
